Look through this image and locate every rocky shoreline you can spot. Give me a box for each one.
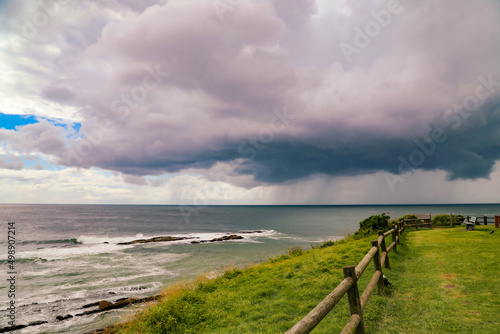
[117,231,266,245]
[117,236,190,245]
[0,231,264,333]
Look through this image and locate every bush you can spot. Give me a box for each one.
[397,214,418,222]
[359,213,391,231]
[315,240,336,249]
[287,247,304,257]
[353,213,391,238]
[431,214,464,227]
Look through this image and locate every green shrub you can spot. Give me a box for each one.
[431,214,463,227]
[352,213,391,238]
[397,214,418,222]
[287,247,304,257]
[359,213,391,231]
[315,240,336,249]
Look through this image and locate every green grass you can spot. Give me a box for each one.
[113,225,499,334]
[113,235,386,334]
[376,225,500,333]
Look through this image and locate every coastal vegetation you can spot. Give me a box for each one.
[431,213,464,227]
[352,213,391,238]
[103,217,498,334]
[110,232,385,333]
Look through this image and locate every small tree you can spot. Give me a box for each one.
[359,213,391,231]
[432,214,464,227]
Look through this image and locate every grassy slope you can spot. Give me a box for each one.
[114,225,499,334]
[376,225,500,333]
[114,235,391,334]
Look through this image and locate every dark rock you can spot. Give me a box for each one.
[98,301,113,309]
[191,234,244,244]
[0,324,28,333]
[28,321,48,326]
[56,314,73,321]
[210,235,244,242]
[75,295,163,317]
[117,236,189,245]
[114,297,128,303]
[82,301,100,309]
[238,230,264,234]
[0,320,47,333]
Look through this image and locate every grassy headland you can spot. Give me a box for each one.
[109,234,389,333]
[107,220,498,334]
[375,225,499,333]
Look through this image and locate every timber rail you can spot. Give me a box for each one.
[405,213,499,229]
[286,222,405,334]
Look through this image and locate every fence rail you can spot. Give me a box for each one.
[405,214,499,229]
[287,212,499,333]
[461,215,497,225]
[286,223,405,334]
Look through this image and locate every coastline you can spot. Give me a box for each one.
[2,204,499,333]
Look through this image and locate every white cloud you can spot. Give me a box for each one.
[1,0,499,204]
[1,161,499,204]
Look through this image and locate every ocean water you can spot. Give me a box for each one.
[0,204,498,333]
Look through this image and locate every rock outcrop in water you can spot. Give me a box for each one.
[0,321,48,333]
[0,295,163,333]
[117,236,190,245]
[191,234,244,244]
[118,232,256,245]
[74,295,162,317]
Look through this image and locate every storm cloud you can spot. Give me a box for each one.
[2,0,500,191]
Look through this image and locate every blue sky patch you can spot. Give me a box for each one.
[0,112,81,134]
[23,157,67,171]
[0,113,39,130]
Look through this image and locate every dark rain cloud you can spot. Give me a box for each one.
[2,0,500,187]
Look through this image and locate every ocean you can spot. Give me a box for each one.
[1,204,499,333]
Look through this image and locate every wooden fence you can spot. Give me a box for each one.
[460,215,497,225]
[405,213,499,229]
[286,222,405,334]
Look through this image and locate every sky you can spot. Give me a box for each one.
[0,0,499,205]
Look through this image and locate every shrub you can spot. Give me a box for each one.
[287,247,304,257]
[397,214,418,222]
[316,240,336,249]
[431,214,464,227]
[359,213,391,231]
[353,213,391,238]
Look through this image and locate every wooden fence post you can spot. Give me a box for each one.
[483,216,487,225]
[392,225,397,252]
[371,240,384,295]
[343,266,365,334]
[396,223,400,244]
[378,231,390,269]
[450,212,454,227]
